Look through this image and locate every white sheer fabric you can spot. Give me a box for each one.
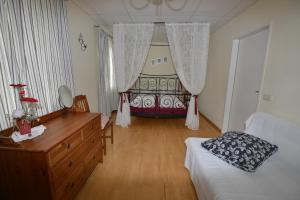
[113,24,154,127]
[98,30,118,117]
[0,0,74,130]
[166,23,210,130]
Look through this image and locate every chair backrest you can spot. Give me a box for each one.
[73,95,90,112]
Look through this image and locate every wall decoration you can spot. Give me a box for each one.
[151,59,156,65]
[151,57,168,65]
[78,32,87,51]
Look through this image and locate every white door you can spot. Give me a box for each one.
[228,28,269,131]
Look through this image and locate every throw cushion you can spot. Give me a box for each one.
[201,131,278,172]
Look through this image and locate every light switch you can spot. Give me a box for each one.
[262,94,272,101]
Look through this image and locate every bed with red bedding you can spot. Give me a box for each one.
[128,74,191,118]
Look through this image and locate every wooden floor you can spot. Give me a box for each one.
[76,115,220,200]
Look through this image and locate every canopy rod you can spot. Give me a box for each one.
[150,44,169,46]
[94,25,112,37]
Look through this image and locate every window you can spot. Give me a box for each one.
[108,38,115,90]
[0,0,74,130]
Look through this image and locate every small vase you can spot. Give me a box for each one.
[16,119,32,135]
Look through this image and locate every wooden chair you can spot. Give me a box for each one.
[73,95,114,155]
[73,95,90,112]
[102,117,114,155]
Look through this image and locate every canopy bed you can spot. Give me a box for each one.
[128,74,191,118]
[113,23,210,130]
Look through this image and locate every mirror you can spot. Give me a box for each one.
[58,85,73,108]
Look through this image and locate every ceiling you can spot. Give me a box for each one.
[72,0,257,32]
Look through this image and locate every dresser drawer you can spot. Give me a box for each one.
[49,131,82,167]
[51,145,85,190]
[54,161,85,200]
[84,146,102,178]
[54,138,101,200]
[82,117,100,139]
[85,130,100,147]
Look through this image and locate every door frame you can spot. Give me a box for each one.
[222,25,272,133]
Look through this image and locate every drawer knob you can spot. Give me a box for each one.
[64,143,71,149]
[69,161,73,167]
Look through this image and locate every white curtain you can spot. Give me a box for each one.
[113,24,154,127]
[98,30,118,117]
[166,23,210,130]
[0,0,74,130]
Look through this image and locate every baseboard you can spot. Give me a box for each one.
[199,112,221,133]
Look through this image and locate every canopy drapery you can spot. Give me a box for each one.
[113,24,154,127]
[97,30,118,117]
[166,23,210,130]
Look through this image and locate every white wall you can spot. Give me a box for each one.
[142,43,176,75]
[199,0,300,128]
[66,0,99,112]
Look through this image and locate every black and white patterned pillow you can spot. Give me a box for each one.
[201,131,278,172]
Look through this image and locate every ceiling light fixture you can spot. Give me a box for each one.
[128,0,188,16]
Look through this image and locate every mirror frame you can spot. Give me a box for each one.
[58,85,73,108]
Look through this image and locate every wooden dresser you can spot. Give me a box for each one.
[0,111,102,200]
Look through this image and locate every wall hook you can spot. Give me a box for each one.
[78,32,87,51]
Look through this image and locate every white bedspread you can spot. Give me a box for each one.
[185,137,300,200]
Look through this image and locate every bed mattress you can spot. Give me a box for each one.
[130,94,186,108]
[130,94,187,117]
[185,137,300,200]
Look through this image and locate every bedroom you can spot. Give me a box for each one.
[0,0,299,200]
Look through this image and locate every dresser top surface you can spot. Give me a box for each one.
[15,112,100,152]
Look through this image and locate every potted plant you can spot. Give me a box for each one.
[10,84,40,135]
